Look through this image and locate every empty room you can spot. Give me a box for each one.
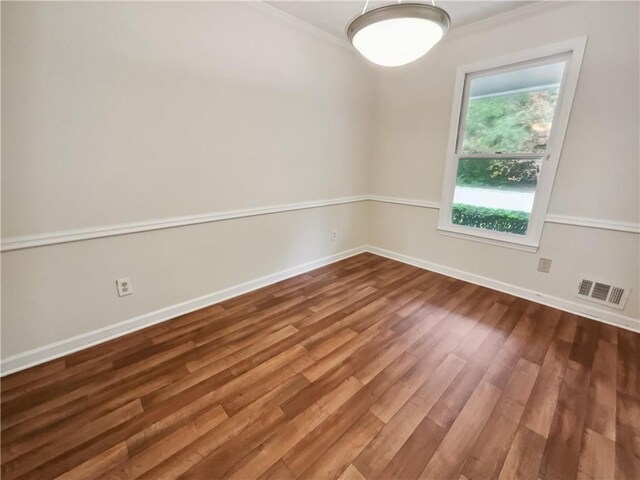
[1,0,639,479]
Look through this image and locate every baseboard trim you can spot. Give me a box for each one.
[3,243,638,375]
[364,245,640,333]
[0,246,367,376]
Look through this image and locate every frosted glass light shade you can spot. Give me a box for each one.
[347,3,450,67]
[352,17,444,67]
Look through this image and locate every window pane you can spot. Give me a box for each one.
[452,157,542,235]
[461,60,565,155]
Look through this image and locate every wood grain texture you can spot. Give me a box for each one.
[1,253,638,480]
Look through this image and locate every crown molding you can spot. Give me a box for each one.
[246,1,355,54]
[443,1,568,42]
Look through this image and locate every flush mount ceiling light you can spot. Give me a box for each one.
[347,2,451,67]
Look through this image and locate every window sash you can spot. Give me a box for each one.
[437,38,587,252]
[450,155,545,237]
[455,53,570,157]
[457,153,548,160]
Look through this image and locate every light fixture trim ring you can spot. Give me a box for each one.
[346,3,451,43]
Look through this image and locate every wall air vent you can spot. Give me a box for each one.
[576,277,631,310]
[608,287,625,306]
[578,279,593,296]
[591,282,610,301]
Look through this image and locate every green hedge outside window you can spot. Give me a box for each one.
[452,204,529,235]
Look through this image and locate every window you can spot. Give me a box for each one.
[438,38,586,251]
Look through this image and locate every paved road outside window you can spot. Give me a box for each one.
[453,186,535,212]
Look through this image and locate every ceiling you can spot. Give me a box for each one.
[266,1,535,42]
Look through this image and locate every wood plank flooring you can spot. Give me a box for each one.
[2,253,639,479]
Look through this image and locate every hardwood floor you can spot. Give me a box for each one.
[1,253,638,480]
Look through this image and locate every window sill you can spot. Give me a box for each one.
[437,226,539,253]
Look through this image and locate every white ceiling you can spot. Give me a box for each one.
[266,1,535,41]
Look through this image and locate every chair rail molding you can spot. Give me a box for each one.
[2,195,638,252]
[368,196,639,234]
[0,196,370,252]
[367,195,441,209]
[544,214,640,234]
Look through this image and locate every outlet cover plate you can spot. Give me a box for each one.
[537,258,552,273]
[116,277,134,297]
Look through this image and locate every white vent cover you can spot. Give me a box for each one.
[576,278,630,310]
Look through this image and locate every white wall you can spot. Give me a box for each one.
[2,2,372,236]
[2,1,639,368]
[369,1,640,322]
[1,1,373,360]
[2,203,368,358]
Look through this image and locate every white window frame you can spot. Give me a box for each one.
[437,37,587,252]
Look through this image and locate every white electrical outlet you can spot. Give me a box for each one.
[537,258,552,273]
[116,277,134,297]
[331,230,338,241]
